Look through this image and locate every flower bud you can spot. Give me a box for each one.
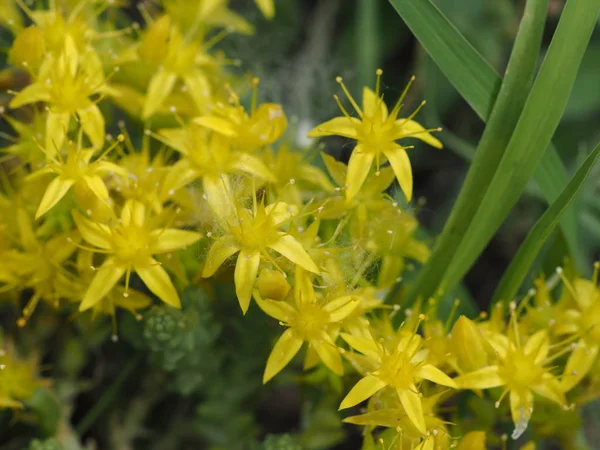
[257,268,290,301]
[451,315,488,372]
[9,26,46,72]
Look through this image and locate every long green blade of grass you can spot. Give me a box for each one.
[389,0,549,306]
[442,0,600,294]
[492,140,600,305]
[356,0,380,87]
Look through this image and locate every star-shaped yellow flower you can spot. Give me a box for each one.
[9,39,112,151]
[256,268,360,382]
[455,326,567,440]
[339,316,456,435]
[73,200,202,310]
[202,196,319,313]
[308,71,442,202]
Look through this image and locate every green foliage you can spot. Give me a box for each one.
[493,141,600,304]
[24,438,63,450]
[263,434,304,450]
[143,286,221,395]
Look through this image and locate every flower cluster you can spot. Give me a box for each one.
[1,1,599,449]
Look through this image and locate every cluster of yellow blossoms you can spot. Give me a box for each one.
[1,1,600,449]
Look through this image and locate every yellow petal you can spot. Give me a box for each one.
[307,116,360,139]
[451,315,489,372]
[80,258,125,311]
[458,432,486,450]
[9,82,50,109]
[142,71,177,119]
[343,409,405,427]
[510,389,533,440]
[312,333,343,375]
[393,119,442,148]
[397,387,426,435]
[297,164,335,191]
[263,328,303,383]
[383,147,413,202]
[135,258,181,308]
[254,291,295,321]
[268,234,319,274]
[530,374,566,406]
[415,364,457,388]
[83,175,109,201]
[231,152,276,181]
[414,436,435,450]
[255,0,275,18]
[339,375,386,410]
[362,87,388,119]
[561,341,599,392]
[45,111,70,152]
[340,333,380,361]
[204,174,236,222]
[78,104,105,149]
[234,248,261,314]
[345,146,374,201]
[265,202,297,226]
[72,210,112,249]
[202,236,240,277]
[455,366,504,390]
[193,115,237,137]
[320,152,347,186]
[183,72,211,112]
[324,296,360,322]
[150,229,203,254]
[36,177,75,219]
[524,329,549,363]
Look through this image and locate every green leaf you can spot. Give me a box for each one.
[492,140,600,305]
[389,0,549,305]
[356,0,380,87]
[442,0,600,294]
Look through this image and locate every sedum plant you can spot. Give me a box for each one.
[1,0,600,449]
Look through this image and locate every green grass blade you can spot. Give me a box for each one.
[492,141,600,305]
[442,0,600,294]
[356,0,380,87]
[390,0,549,306]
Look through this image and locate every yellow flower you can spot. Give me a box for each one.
[261,143,334,206]
[339,316,456,435]
[157,125,275,217]
[455,324,566,440]
[202,195,319,313]
[308,71,442,201]
[9,41,112,150]
[451,315,490,373]
[194,83,288,152]
[0,208,79,325]
[256,267,360,382]
[344,390,451,446]
[27,134,125,219]
[139,15,220,119]
[162,0,254,35]
[57,250,152,322]
[0,340,46,410]
[553,268,600,392]
[72,199,202,310]
[0,109,47,167]
[255,0,275,19]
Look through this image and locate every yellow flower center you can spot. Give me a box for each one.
[229,209,276,249]
[289,303,329,341]
[500,349,544,390]
[111,225,151,264]
[378,352,417,389]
